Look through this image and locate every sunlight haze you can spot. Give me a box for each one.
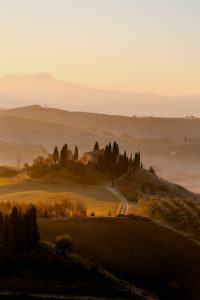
[1,0,200,96]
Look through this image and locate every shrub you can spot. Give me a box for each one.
[56,234,72,257]
[149,166,156,174]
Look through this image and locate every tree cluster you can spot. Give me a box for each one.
[97,141,142,185]
[53,144,79,167]
[0,199,87,219]
[0,206,40,254]
[26,141,142,186]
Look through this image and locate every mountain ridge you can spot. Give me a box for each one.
[0,73,200,116]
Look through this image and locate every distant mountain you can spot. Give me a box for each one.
[0,73,200,117]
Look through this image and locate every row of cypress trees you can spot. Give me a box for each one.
[52,141,142,184]
[0,207,39,254]
[96,141,142,184]
[53,144,79,167]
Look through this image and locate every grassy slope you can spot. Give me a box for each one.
[39,217,200,299]
[118,169,200,204]
[0,178,119,216]
[4,105,200,141]
[3,105,200,190]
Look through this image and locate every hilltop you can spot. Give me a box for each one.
[1,73,200,117]
[1,105,200,191]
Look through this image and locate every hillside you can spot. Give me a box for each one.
[1,73,200,117]
[118,169,200,203]
[1,105,200,190]
[0,113,114,152]
[0,177,120,217]
[3,105,200,142]
[0,140,47,166]
[118,169,200,240]
[39,217,200,299]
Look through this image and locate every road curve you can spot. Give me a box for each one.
[106,184,128,215]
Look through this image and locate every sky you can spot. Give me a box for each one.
[0,0,200,96]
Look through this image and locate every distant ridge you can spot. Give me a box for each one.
[0,73,200,116]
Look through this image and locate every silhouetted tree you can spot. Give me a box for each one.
[2,206,40,254]
[60,144,68,167]
[73,146,79,160]
[28,206,40,248]
[94,141,99,151]
[53,146,59,165]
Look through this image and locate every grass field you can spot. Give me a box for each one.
[39,217,200,299]
[0,177,120,216]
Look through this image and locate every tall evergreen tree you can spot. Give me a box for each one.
[60,144,68,167]
[4,214,12,251]
[2,206,40,254]
[10,207,19,252]
[28,207,40,248]
[73,146,79,160]
[94,141,99,151]
[53,146,59,165]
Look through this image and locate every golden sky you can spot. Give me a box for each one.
[1,0,200,96]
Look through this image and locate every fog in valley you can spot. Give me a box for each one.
[1,101,200,193]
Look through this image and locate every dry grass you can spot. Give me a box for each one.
[39,217,200,299]
[0,177,119,217]
[118,169,200,203]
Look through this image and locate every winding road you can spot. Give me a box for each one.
[106,184,129,215]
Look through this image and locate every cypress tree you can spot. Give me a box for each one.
[94,141,99,151]
[28,207,40,248]
[60,144,68,167]
[73,146,79,160]
[4,214,12,251]
[10,207,19,252]
[112,142,119,164]
[53,146,59,165]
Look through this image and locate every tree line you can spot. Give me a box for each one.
[28,141,142,185]
[0,199,87,219]
[0,206,39,254]
[96,141,142,185]
[53,144,79,167]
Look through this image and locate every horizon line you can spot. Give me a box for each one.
[0,72,200,98]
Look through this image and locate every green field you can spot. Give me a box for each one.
[0,177,120,216]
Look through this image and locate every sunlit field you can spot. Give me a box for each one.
[0,177,120,217]
[0,177,19,186]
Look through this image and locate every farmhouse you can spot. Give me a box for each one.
[82,149,105,164]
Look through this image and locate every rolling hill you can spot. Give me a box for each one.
[39,216,200,299]
[0,73,200,117]
[0,140,47,166]
[1,105,200,190]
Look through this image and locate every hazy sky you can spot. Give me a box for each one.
[1,0,200,95]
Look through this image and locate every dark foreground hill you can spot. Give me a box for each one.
[0,239,150,300]
[39,217,200,299]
